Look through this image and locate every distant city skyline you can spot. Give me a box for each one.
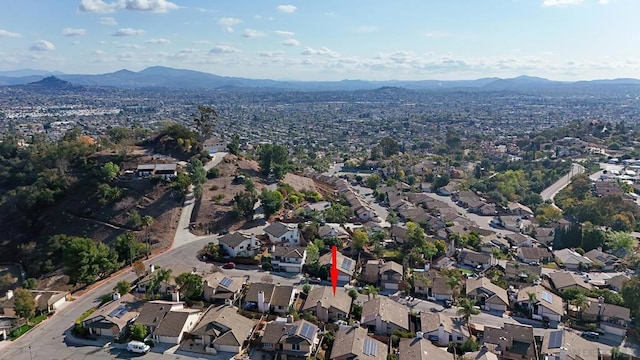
[0,0,638,81]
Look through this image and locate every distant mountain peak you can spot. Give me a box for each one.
[27,76,72,88]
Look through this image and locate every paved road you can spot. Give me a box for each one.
[540,163,586,202]
[172,152,228,249]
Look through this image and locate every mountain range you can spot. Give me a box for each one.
[1,66,640,91]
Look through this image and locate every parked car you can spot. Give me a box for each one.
[444,299,453,308]
[308,277,321,284]
[222,262,236,269]
[581,331,599,340]
[127,341,150,354]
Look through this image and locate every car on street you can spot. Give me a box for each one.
[581,331,600,340]
[127,341,150,354]
[222,262,236,269]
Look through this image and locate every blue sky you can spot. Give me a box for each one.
[0,0,638,80]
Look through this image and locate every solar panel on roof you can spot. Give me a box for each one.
[220,277,233,287]
[341,258,352,271]
[300,322,315,340]
[363,338,377,356]
[108,305,125,318]
[541,291,553,304]
[548,331,563,349]
[115,307,129,318]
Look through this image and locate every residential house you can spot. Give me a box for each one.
[507,202,534,218]
[553,249,593,270]
[472,202,497,216]
[136,263,196,296]
[583,249,621,272]
[271,320,320,360]
[203,137,227,154]
[330,325,388,360]
[465,277,509,312]
[517,247,553,264]
[264,222,301,245]
[0,317,12,341]
[504,262,542,282]
[484,323,536,360]
[379,261,404,291]
[532,227,555,245]
[437,182,460,196]
[418,312,469,346]
[317,224,349,240]
[505,233,532,248]
[303,201,331,213]
[318,252,356,283]
[541,330,600,360]
[462,348,499,360]
[152,308,202,344]
[189,305,256,354]
[414,272,454,301]
[399,337,454,360]
[218,232,258,258]
[361,296,410,335]
[301,286,352,323]
[134,300,185,339]
[547,272,593,292]
[390,225,409,244]
[245,283,296,314]
[458,249,496,270]
[479,233,510,254]
[272,245,307,273]
[136,164,177,179]
[202,273,244,303]
[606,274,630,292]
[516,285,564,323]
[1,290,69,317]
[496,215,523,232]
[582,297,630,336]
[83,294,140,338]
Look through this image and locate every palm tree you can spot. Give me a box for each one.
[457,297,480,334]
[364,285,379,300]
[571,294,589,319]
[147,268,172,298]
[446,274,461,299]
[142,215,154,259]
[527,292,538,318]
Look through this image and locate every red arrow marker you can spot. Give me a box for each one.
[330,245,338,296]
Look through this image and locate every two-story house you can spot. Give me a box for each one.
[152,308,202,344]
[379,261,404,291]
[361,296,410,335]
[202,273,244,303]
[582,297,630,336]
[400,337,454,360]
[264,222,300,245]
[218,232,258,258]
[189,305,256,354]
[318,252,356,283]
[418,312,469,346]
[330,326,388,360]
[245,283,296,314]
[458,249,496,270]
[516,285,564,323]
[413,271,454,301]
[134,300,184,337]
[465,277,509,313]
[301,286,352,323]
[261,320,320,360]
[484,323,536,360]
[272,245,307,273]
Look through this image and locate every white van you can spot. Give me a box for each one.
[127,340,150,354]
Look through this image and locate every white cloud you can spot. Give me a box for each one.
[111,42,144,49]
[145,38,171,44]
[542,0,584,6]
[242,29,266,38]
[209,45,240,54]
[259,50,284,57]
[118,51,136,60]
[193,40,212,44]
[30,40,56,51]
[282,38,299,46]
[218,17,242,32]
[598,0,609,3]
[302,46,340,58]
[100,16,117,25]
[112,28,144,36]
[0,29,22,38]
[62,28,87,36]
[78,0,118,13]
[92,50,106,56]
[274,30,294,36]
[277,5,297,13]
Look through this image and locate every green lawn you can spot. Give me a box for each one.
[459,268,473,275]
[30,313,48,325]
[10,324,33,340]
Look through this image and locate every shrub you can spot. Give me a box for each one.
[261,262,274,271]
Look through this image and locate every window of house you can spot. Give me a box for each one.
[457,336,463,341]
[292,344,301,351]
[449,335,453,341]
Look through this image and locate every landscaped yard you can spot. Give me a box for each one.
[30,313,48,325]
[10,324,33,340]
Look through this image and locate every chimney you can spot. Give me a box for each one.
[6,290,14,300]
[113,292,121,301]
[150,264,155,273]
[171,291,180,302]
[598,296,605,304]
[287,315,294,323]
[416,331,424,339]
[258,291,267,313]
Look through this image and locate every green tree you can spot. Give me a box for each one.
[323,203,351,224]
[303,284,311,294]
[114,280,131,296]
[406,222,426,248]
[306,243,320,264]
[100,161,120,182]
[352,229,369,255]
[130,323,148,341]
[142,215,154,259]
[457,297,480,333]
[13,288,36,321]
[261,189,284,218]
[348,288,359,300]
[114,232,146,265]
[621,275,640,317]
[258,143,290,179]
[148,268,173,296]
[364,285,379,300]
[56,235,119,285]
[22,278,37,290]
[232,191,258,219]
[227,134,241,155]
[194,105,218,144]
[606,231,635,253]
[380,137,400,157]
[365,174,381,189]
[571,293,589,318]
[0,273,15,292]
[175,272,203,299]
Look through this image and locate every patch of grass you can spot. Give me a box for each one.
[30,313,48,325]
[543,262,559,269]
[75,307,96,325]
[10,324,33,340]
[459,268,473,275]
[382,249,401,259]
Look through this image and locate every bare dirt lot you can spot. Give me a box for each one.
[281,173,317,192]
[191,154,267,235]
